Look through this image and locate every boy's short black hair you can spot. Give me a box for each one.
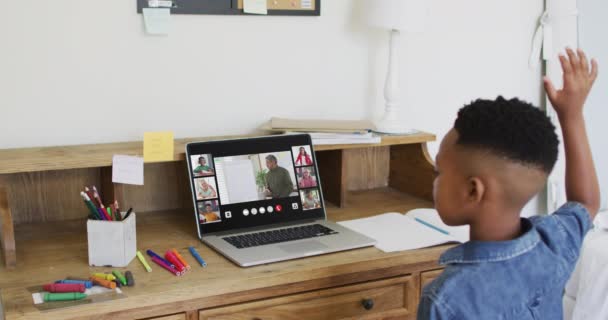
[454,96,559,173]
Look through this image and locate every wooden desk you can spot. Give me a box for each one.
[0,132,447,319]
[1,188,448,320]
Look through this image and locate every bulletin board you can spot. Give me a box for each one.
[136,0,320,16]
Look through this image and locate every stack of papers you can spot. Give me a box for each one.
[286,131,381,145]
[262,117,380,145]
[265,117,375,133]
[338,208,469,253]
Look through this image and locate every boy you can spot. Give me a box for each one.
[418,48,600,319]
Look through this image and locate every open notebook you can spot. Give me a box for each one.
[338,208,470,253]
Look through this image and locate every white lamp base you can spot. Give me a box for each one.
[373,29,417,135]
[374,114,417,135]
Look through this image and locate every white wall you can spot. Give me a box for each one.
[579,0,608,210]
[0,0,545,212]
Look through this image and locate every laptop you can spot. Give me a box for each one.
[185,134,376,267]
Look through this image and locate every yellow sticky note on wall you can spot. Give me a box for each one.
[143,131,174,162]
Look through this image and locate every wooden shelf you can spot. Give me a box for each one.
[314,132,435,151]
[0,188,442,320]
[0,132,435,175]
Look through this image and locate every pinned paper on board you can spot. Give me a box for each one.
[142,8,171,35]
[301,0,312,9]
[112,155,144,185]
[143,131,174,162]
[243,0,268,15]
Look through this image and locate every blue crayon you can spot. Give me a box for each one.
[146,249,175,269]
[54,279,93,289]
[188,246,207,267]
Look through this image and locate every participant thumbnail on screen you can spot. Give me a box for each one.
[194,176,218,200]
[292,145,313,167]
[198,200,221,224]
[300,189,321,210]
[215,151,298,205]
[296,166,318,188]
[190,154,215,177]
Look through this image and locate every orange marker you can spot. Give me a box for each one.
[90,276,116,289]
[172,249,191,270]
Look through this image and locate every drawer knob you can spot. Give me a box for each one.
[361,298,374,310]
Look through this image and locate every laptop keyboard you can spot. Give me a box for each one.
[223,224,339,249]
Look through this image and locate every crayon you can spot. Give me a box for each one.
[113,200,122,221]
[44,292,87,302]
[123,208,133,220]
[188,246,207,267]
[165,251,186,273]
[65,276,89,282]
[90,276,116,289]
[55,279,93,289]
[81,192,101,220]
[150,256,181,276]
[112,270,127,286]
[43,283,85,293]
[146,250,175,269]
[125,271,135,287]
[172,249,191,270]
[137,251,152,272]
[92,273,116,281]
[97,207,107,220]
[91,186,104,208]
[100,206,112,221]
[84,187,96,206]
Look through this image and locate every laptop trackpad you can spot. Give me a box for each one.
[279,240,328,255]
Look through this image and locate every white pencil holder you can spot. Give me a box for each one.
[87,213,136,267]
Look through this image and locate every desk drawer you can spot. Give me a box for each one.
[142,313,186,320]
[199,275,416,320]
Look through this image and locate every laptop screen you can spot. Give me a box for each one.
[186,134,325,236]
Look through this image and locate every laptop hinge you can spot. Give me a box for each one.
[203,219,322,238]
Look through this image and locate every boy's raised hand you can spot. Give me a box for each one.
[544,48,598,118]
[544,47,600,217]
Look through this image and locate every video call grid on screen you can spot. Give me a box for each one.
[186,135,326,235]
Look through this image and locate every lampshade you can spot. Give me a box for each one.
[364,0,427,33]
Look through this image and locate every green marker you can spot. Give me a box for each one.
[112,270,127,286]
[44,292,87,302]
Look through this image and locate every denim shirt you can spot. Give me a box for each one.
[417,202,592,320]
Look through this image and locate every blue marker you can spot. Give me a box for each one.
[414,217,450,235]
[146,249,175,269]
[55,279,93,289]
[188,246,207,267]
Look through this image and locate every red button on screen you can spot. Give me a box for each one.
[275,204,283,212]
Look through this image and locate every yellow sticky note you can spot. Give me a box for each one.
[144,131,174,162]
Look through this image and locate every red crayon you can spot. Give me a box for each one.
[84,187,96,205]
[43,283,85,293]
[151,256,181,276]
[100,206,112,221]
[165,251,186,273]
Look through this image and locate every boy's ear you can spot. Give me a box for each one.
[467,176,485,204]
